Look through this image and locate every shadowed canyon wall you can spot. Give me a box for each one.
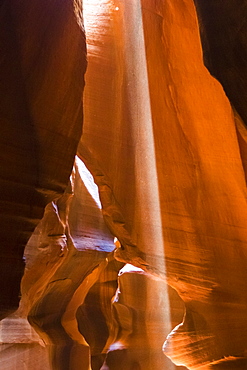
[1,0,247,369]
[0,0,86,318]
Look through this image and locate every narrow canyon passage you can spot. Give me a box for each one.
[80,0,247,368]
[1,0,247,369]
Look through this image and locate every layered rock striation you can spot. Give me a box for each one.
[80,0,247,368]
[1,0,247,369]
[0,0,86,317]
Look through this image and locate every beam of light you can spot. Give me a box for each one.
[121,0,171,279]
[120,0,166,261]
[83,1,174,364]
[75,155,102,209]
[120,1,174,363]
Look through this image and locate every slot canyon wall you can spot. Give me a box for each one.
[1,0,247,369]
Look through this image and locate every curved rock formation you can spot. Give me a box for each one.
[10,160,185,370]
[19,162,115,370]
[2,0,247,369]
[104,265,185,370]
[79,0,247,368]
[0,0,86,317]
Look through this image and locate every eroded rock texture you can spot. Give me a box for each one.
[79,0,247,368]
[0,0,86,317]
[2,162,184,370]
[2,0,247,369]
[0,315,50,370]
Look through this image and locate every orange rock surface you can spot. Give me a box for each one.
[1,0,247,369]
[0,0,86,317]
[80,0,247,368]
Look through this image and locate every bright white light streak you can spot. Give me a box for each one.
[83,0,100,36]
[121,0,173,342]
[83,0,172,344]
[119,263,145,274]
[83,0,112,54]
[122,1,166,269]
[75,156,102,209]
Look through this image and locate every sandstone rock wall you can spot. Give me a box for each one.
[0,0,86,317]
[1,0,247,369]
[79,0,247,368]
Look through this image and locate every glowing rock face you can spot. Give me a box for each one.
[2,0,247,369]
[79,0,247,368]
